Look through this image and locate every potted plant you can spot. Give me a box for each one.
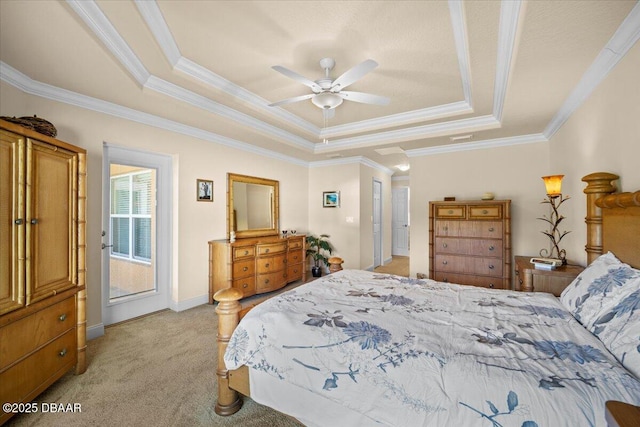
[306,234,333,277]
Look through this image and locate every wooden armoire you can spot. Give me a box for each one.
[0,119,87,424]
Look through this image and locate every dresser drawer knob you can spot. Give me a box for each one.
[243,266,248,272]
[488,265,495,270]
[489,246,495,251]
[283,259,288,264]
[265,248,270,253]
[59,348,68,358]
[264,279,270,284]
[448,209,453,214]
[488,227,495,232]
[442,260,448,265]
[243,283,248,288]
[442,243,448,248]
[482,209,488,214]
[244,250,249,255]
[59,313,67,322]
[489,283,495,288]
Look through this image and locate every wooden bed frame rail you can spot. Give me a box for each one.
[213,171,640,417]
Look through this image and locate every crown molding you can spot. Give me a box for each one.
[493,0,522,122]
[544,1,640,139]
[134,0,181,67]
[320,101,473,139]
[309,156,394,176]
[0,62,308,167]
[406,133,547,157]
[315,115,500,153]
[66,0,150,86]
[392,175,410,182]
[448,0,473,106]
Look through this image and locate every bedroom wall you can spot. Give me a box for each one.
[0,81,309,333]
[549,42,640,267]
[409,142,551,281]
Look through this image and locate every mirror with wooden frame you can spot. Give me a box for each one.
[227,173,279,239]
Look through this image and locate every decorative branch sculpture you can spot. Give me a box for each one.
[537,194,570,264]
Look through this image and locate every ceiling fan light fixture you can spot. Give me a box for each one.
[312,92,343,110]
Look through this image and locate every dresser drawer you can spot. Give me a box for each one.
[0,328,77,407]
[435,220,503,238]
[256,254,286,273]
[287,264,304,281]
[233,246,255,260]
[435,255,503,277]
[257,242,287,256]
[287,238,304,250]
[287,249,304,265]
[468,204,503,219]
[232,259,255,279]
[435,237,503,258]
[0,296,76,370]
[433,272,504,289]
[232,277,256,297]
[435,205,466,219]
[256,272,286,292]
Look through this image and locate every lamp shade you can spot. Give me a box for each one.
[542,175,564,196]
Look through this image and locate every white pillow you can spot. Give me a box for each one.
[560,252,632,328]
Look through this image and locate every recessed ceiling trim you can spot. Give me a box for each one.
[134,0,181,67]
[448,0,473,106]
[136,0,475,138]
[309,156,394,176]
[406,133,547,157]
[315,115,500,153]
[493,0,523,122]
[320,101,472,139]
[0,61,308,167]
[544,1,640,138]
[66,0,150,86]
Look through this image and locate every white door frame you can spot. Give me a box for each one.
[102,143,172,325]
[373,178,383,268]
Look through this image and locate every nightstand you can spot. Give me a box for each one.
[514,256,584,296]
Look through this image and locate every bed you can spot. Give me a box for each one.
[213,172,640,426]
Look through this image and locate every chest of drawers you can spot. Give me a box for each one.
[429,200,511,289]
[209,235,305,303]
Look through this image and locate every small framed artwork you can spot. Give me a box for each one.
[197,179,213,202]
[323,191,340,208]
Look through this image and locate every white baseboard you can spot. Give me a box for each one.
[170,294,209,312]
[87,323,105,340]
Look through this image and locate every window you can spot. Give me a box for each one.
[110,169,153,262]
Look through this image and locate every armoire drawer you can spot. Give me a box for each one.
[0,296,76,370]
[0,328,77,406]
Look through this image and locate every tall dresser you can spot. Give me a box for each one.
[0,120,87,425]
[429,200,511,290]
[209,235,305,303]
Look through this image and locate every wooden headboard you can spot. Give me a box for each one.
[583,172,640,268]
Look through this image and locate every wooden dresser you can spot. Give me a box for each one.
[429,200,511,289]
[0,120,87,425]
[209,235,305,303]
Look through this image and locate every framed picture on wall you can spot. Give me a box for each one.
[197,179,213,202]
[323,191,340,208]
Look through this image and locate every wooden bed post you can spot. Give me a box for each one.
[582,172,618,264]
[214,288,244,416]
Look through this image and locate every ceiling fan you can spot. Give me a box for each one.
[268,58,390,118]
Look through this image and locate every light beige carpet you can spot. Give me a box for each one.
[373,256,409,277]
[6,304,303,427]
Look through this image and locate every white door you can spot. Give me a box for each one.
[102,144,172,325]
[373,179,382,268]
[392,187,410,256]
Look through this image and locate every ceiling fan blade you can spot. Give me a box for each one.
[268,93,314,107]
[330,59,378,91]
[272,65,321,92]
[338,91,390,106]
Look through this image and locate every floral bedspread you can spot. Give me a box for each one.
[224,270,640,426]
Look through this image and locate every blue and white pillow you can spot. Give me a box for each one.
[560,251,640,378]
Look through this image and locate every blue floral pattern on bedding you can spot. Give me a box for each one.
[225,269,640,426]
